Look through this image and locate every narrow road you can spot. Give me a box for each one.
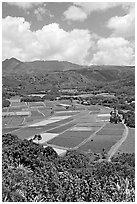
[107,123,129,161]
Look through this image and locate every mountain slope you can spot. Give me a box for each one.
[2,58,134,75]
[2,58,135,96]
[2,58,86,74]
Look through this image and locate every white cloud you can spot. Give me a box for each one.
[107,7,135,38]
[2,16,92,65]
[64,2,134,22]
[91,37,135,65]
[7,2,44,10]
[74,2,121,14]
[63,6,87,21]
[3,16,134,66]
[34,7,54,21]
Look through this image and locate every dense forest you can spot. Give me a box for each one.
[2,134,135,202]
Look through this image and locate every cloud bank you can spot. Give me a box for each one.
[2,15,135,65]
[91,37,134,65]
[64,2,135,39]
[107,7,135,38]
[2,16,92,65]
[7,2,44,10]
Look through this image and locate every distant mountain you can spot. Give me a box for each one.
[2,58,87,74]
[2,57,135,75]
[2,58,135,96]
[2,58,135,98]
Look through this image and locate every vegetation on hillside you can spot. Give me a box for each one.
[2,134,135,202]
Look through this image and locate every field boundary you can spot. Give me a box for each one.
[107,123,128,161]
[72,122,107,150]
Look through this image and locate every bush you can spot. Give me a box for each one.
[2,99,10,108]
[21,96,43,102]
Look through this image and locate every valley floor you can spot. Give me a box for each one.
[2,100,135,156]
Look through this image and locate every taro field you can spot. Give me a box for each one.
[2,100,134,156]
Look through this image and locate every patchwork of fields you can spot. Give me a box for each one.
[2,100,135,155]
[78,123,125,153]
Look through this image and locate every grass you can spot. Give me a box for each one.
[96,128,124,135]
[87,106,100,111]
[77,122,125,154]
[12,117,74,140]
[47,137,83,148]
[54,111,79,116]
[29,102,45,107]
[44,101,56,107]
[2,127,20,134]
[104,123,125,129]
[11,102,27,107]
[58,99,72,105]
[76,116,97,123]
[54,107,67,111]
[8,107,23,112]
[47,130,95,148]
[2,108,8,112]
[115,128,135,154]
[28,117,73,128]
[7,116,25,127]
[2,117,14,127]
[47,122,76,134]
[78,134,122,153]
[31,110,44,117]
[49,117,74,126]
[37,109,51,117]
[12,125,56,139]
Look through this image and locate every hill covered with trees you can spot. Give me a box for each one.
[2,58,134,97]
[2,134,135,202]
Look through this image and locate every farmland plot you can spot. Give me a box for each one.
[76,116,97,123]
[47,122,76,134]
[29,102,45,107]
[87,106,100,111]
[29,116,73,127]
[2,127,20,134]
[8,107,23,112]
[47,130,95,148]
[11,102,27,107]
[78,122,125,153]
[2,108,8,112]
[37,109,51,117]
[54,111,79,116]
[7,116,25,127]
[115,128,135,154]
[31,110,45,117]
[2,117,13,127]
[103,123,125,129]
[96,128,124,135]
[76,123,103,127]
[78,134,122,153]
[12,125,57,139]
[54,106,67,111]
[44,101,56,107]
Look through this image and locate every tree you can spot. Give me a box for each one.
[2,99,10,108]
[33,134,42,144]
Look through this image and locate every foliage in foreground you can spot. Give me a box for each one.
[2,134,135,202]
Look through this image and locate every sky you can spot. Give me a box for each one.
[2,1,135,65]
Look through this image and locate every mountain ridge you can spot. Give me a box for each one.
[2,57,134,75]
